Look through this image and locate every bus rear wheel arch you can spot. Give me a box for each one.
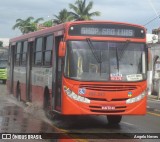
[43,88,59,119]
[43,87,53,119]
[43,88,50,111]
[107,115,122,124]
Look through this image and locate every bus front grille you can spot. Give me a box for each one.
[79,84,137,91]
[87,97,128,102]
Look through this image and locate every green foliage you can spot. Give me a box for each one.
[52,0,100,24]
[42,20,53,27]
[12,0,101,32]
[69,0,100,21]
[12,17,44,34]
[53,9,73,25]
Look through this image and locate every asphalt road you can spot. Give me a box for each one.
[0,83,160,142]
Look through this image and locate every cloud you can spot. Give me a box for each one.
[93,0,160,32]
[0,0,160,37]
[0,0,69,37]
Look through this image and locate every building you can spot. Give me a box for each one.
[147,29,160,98]
[147,34,158,44]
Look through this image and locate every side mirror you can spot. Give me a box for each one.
[58,41,66,57]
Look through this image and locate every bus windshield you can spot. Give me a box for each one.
[0,60,8,68]
[64,40,146,82]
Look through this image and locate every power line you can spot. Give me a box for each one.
[144,14,160,26]
[145,0,160,26]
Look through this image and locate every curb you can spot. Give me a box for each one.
[147,107,160,113]
[148,95,160,100]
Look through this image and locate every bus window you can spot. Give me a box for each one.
[34,37,43,66]
[43,35,53,66]
[65,41,146,81]
[15,42,21,66]
[21,41,28,65]
[0,60,7,68]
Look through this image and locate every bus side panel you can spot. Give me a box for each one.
[31,67,52,108]
[31,85,44,107]
[13,67,27,101]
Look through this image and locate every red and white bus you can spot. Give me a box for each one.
[7,21,148,124]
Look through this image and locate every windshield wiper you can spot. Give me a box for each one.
[116,47,119,73]
[86,38,102,75]
[118,40,130,61]
[86,38,101,63]
[111,40,130,74]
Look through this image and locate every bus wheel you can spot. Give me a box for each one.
[43,89,52,119]
[16,83,21,101]
[107,115,122,124]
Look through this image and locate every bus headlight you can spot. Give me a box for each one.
[64,86,90,104]
[126,91,146,104]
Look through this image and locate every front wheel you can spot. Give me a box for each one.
[43,89,55,119]
[107,115,122,124]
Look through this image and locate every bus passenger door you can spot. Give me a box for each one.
[52,36,63,112]
[26,41,33,101]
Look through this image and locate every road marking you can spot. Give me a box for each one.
[147,111,160,117]
[47,123,88,142]
[121,121,134,126]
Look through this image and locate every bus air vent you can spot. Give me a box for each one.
[79,84,137,91]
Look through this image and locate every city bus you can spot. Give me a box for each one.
[0,59,7,84]
[0,47,8,84]
[7,21,147,124]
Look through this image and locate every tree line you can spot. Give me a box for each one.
[13,0,101,34]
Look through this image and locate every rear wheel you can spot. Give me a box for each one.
[16,83,21,101]
[43,88,54,119]
[107,115,122,124]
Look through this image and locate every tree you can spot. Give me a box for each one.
[42,20,53,27]
[32,17,44,31]
[12,17,44,34]
[53,9,72,24]
[69,0,100,21]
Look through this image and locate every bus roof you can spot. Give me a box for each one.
[10,20,145,43]
[10,23,65,43]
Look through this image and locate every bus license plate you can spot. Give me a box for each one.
[102,106,115,110]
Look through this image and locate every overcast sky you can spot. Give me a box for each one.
[0,0,160,38]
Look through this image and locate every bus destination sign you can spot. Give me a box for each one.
[81,27,134,37]
[68,24,145,38]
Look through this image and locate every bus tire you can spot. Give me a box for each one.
[43,88,53,119]
[107,115,122,124]
[16,83,21,101]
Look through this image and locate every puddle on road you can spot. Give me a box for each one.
[0,86,76,141]
[0,95,59,134]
